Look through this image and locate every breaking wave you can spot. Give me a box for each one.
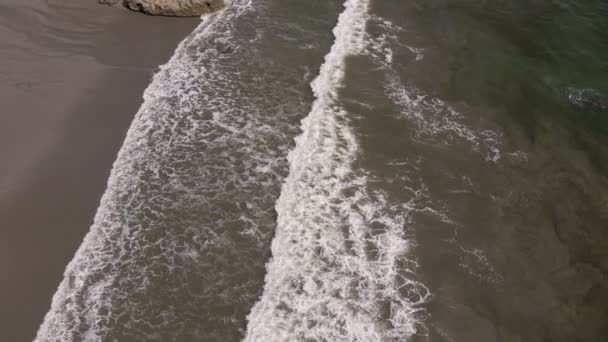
[245,1,429,340]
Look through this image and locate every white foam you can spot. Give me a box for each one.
[36,0,328,339]
[367,16,425,65]
[35,8,242,340]
[244,1,428,340]
[385,74,503,162]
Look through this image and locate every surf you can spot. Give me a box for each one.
[34,0,341,339]
[244,1,428,340]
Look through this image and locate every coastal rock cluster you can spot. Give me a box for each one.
[100,0,225,16]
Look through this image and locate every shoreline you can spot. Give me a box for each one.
[0,1,198,340]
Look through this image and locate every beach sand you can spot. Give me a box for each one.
[0,1,197,340]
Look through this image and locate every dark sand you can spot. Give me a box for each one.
[0,1,197,340]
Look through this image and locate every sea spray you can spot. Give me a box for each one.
[244,1,428,340]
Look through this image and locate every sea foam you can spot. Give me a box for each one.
[244,1,428,340]
[35,0,338,340]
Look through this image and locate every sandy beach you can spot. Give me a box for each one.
[0,1,197,340]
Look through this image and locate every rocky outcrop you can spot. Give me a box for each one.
[100,0,225,17]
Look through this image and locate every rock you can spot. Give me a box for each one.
[101,0,226,17]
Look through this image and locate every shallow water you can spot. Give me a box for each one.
[0,1,197,340]
[36,0,607,341]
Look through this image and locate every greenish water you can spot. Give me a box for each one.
[370,1,608,340]
[401,0,608,164]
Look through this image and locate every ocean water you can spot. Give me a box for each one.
[37,0,607,341]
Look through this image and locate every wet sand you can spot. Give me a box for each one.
[0,1,197,340]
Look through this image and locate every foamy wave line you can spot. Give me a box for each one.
[244,1,428,340]
[35,2,255,340]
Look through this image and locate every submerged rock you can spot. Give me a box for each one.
[100,0,225,17]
